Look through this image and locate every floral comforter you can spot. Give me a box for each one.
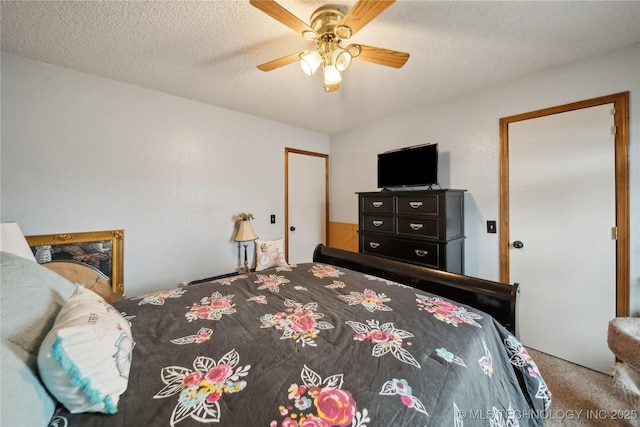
[51,263,550,427]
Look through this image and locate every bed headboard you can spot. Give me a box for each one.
[313,244,518,333]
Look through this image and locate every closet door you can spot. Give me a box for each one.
[508,103,616,374]
[285,149,328,264]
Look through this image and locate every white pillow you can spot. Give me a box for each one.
[1,339,57,427]
[0,222,37,262]
[1,251,77,356]
[38,285,133,414]
[254,238,288,271]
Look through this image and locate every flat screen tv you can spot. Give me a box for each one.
[377,143,438,188]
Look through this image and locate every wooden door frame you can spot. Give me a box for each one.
[284,148,329,262]
[499,92,630,316]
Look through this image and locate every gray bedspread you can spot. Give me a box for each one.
[50,262,550,426]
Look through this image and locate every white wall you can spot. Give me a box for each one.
[2,44,638,313]
[0,53,329,297]
[330,43,640,315]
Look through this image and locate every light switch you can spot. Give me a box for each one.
[487,220,497,233]
[270,214,276,224]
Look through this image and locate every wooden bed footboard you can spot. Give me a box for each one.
[313,244,518,333]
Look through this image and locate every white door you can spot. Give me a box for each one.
[510,104,616,374]
[286,149,327,264]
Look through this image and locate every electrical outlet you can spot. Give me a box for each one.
[487,220,497,234]
[270,214,276,224]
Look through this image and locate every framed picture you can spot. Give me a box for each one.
[26,229,124,297]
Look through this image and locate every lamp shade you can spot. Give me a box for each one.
[300,51,322,76]
[323,64,341,85]
[235,220,258,242]
[334,49,352,72]
[0,222,36,262]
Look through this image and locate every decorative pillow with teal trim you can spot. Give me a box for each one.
[37,285,133,414]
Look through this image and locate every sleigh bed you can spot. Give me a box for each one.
[1,245,550,427]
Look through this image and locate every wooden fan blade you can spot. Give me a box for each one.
[257,52,301,72]
[341,0,395,37]
[250,0,317,38]
[354,44,409,68]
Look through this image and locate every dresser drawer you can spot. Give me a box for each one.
[361,215,394,233]
[396,216,439,239]
[397,195,439,215]
[394,239,440,268]
[360,234,397,258]
[361,195,394,214]
[360,234,440,269]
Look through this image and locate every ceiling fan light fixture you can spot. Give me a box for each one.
[323,63,341,86]
[299,51,322,76]
[335,49,352,72]
[251,0,409,93]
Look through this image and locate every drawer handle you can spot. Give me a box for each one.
[369,242,380,249]
[372,201,384,208]
[409,223,423,230]
[415,249,428,257]
[372,220,384,227]
[409,202,423,209]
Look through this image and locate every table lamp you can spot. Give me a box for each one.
[235,215,257,274]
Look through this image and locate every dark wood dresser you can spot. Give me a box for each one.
[357,189,465,274]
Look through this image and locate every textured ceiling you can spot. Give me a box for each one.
[2,1,639,135]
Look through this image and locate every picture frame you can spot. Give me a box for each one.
[26,229,124,297]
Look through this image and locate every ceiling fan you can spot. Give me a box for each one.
[250,0,410,92]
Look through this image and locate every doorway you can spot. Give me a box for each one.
[285,148,329,264]
[499,92,630,373]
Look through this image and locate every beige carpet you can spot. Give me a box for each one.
[527,348,639,427]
